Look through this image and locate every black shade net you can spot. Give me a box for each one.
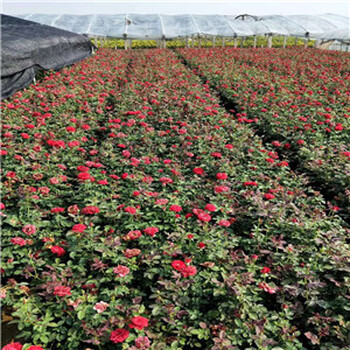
[1,14,95,99]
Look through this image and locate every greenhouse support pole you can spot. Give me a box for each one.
[212,36,216,47]
[222,37,225,47]
[283,36,287,48]
[304,38,309,48]
[294,37,298,46]
[124,39,128,50]
[234,37,238,48]
[94,36,98,47]
[186,37,190,48]
[253,36,257,48]
[267,35,273,48]
[240,37,245,48]
[199,36,202,48]
[162,39,166,49]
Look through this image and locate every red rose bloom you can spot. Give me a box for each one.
[110,329,130,343]
[51,246,65,257]
[72,224,87,233]
[214,186,229,193]
[181,265,197,277]
[261,267,271,274]
[113,265,130,277]
[216,173,228,180]
[143,227,159,237]
[264,193,275,200]
[22,224,36,236]
[27,346,45,350]
[11,237,27,246]
[2,343,23,350]
[51,207,65,213]
[243,181,258,187]
[205,204,217,212]
[171,260,186,271]
[81,206,100,215]
[193,167,204,175]
[126,230,142,240]
[124,206,137,214]
[129,316,149,330]
[53,286,71,297]
[197,212,211,222]
[124,249,141,258]
[77,172,91,181]
[169,205,182,212]
[218,220,231,227]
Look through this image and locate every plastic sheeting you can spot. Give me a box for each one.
[1,14,95,99]
[16,13,349,41]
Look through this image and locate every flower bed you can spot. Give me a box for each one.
[178,47,350,219]
[1,49,349,349]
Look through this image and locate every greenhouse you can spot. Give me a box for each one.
[18,13,349,46]
[1,4,350,350]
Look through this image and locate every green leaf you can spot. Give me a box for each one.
[77,309,86,320]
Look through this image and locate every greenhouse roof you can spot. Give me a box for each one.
[16,13,350,41]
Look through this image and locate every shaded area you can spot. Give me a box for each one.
[1,14,95,99]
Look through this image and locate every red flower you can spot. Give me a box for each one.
[10,237,27,246]
[81,206,100,215]
[72,224,87,233]
[205,203,217,212]
[193,167,204,175]
[243,181,258,187]
[27,346,45,350]
[180,265,197,277]
[22,224,36,236]
[169,204,182,212]
[51,207,65,213]
[2,343,23,350]
[264,193,275,200]
[125,230,142,240]
[143,227,159,237]
[197,242,206,249]
[110,329,130,343]
[211,152,222,158]
[216,173,228,180]
[197,212,211,222]
[77,165,89,172]
[51,246,65,257]
[53,286,71,297]
[77,172,90,181]
[113,265,130,277]
[214,185,229,193]
[124,206,137,214]
[218,219,231,227]
[261,267,271,274]
[124,249,141,258]
[334,124,343,131]
[129,316,149,330]
[171,260,186,271]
